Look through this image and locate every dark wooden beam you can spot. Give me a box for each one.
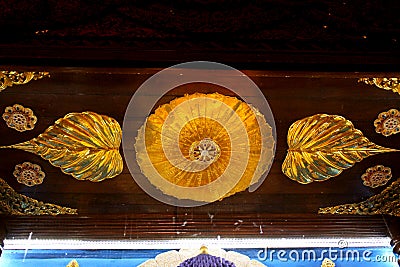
[3,214,390,240]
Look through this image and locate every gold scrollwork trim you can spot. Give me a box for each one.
[319,178,400,217]
[0,177,77,216]
[358,78,400,94]
[0,71,50,92]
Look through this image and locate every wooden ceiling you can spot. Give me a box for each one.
[0,69,399,240]
[0,1,399,250]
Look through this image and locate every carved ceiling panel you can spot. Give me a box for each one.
[0,68,399,241]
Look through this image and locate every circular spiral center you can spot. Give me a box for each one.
[12,113,27,126]
[189,138,221,164]
[383,117,399,130]
[370,172,386,183]
[22,170,37,180]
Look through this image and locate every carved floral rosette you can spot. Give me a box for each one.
[2,104,37,132]
[13,162,45,187]
[374,109,400,137]
[361,165,392,188]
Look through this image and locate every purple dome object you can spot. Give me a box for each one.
[177,253,236,267]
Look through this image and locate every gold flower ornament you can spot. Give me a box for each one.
[2,104,37,132]
[321,258,335,267]
[374,108,400,136]
[66,260,79,267]
[13,162,45,186]
[361,165,392,188]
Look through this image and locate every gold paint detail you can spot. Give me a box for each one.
[200,245,209,254]
[135,93,275,202]
[321,258,335,267]
[282,114,398,184]
[13,162,45,187]
[66,260,80,267]
[319,178,400,217]
[358,78,400,94]
[361,165,392,188]
[1,112,123,182]
[0,71,50,92]
[0,177,77,215]
[2,104,37,132]
[374,108,400,136]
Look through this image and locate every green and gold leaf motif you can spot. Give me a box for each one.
[1,112,123,182]
[0,177,77,215]
[319,177,400,217]
[282,114,398,184]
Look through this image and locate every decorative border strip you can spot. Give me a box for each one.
[3,237,391,250]
[0,71,49,92]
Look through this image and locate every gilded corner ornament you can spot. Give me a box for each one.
[0,177,77,215]
[358,78,400,94]
[374,108,400,137]
[2,104,37,132]
[13,162,45,187]
[361,165,392,188]
[319,178,400,217]
[0,71,50,92]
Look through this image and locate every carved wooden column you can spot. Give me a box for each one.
[386,217,400,266]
